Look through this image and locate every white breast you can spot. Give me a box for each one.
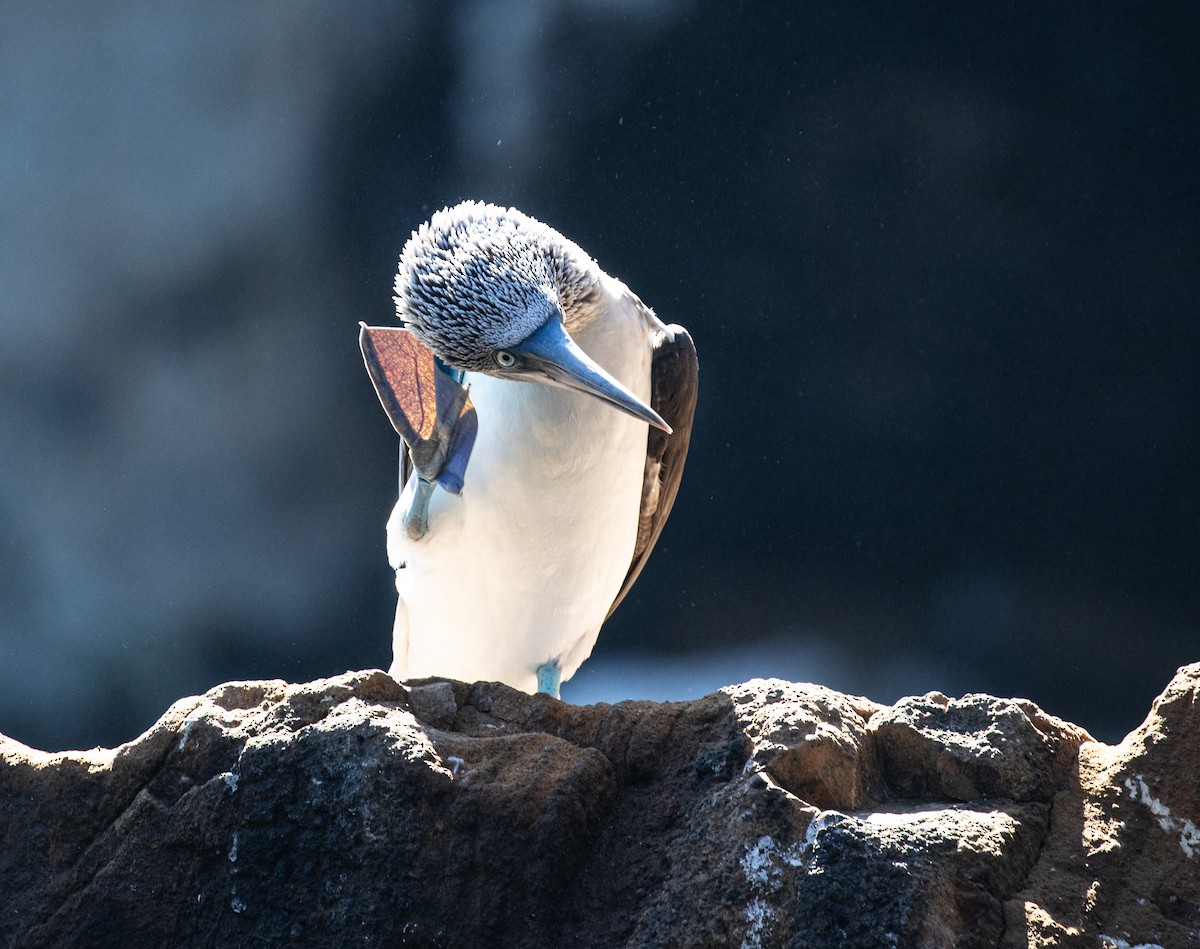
[386,283,653,692]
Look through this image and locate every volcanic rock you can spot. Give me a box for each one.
[3,665,1198,947]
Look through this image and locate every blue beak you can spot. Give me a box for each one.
[504,318,670,433]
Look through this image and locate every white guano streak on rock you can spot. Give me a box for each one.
[176,707,207,751]
[739,835,807,949]
[1124,774,1199,859]
[739,836,778,949]
[741,836,780,890]
[802,810,847,856]
[740,898,773,949]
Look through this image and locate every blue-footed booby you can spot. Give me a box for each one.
[360,201,697,698]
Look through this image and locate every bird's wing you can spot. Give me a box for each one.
[607,323,699,618]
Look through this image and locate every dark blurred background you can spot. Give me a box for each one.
[1,2,1196,751]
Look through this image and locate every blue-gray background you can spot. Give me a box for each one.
[2,2,1196,751]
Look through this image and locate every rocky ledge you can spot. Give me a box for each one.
[2,665,1198,948]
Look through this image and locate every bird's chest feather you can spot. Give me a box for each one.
[464,376,644,539]
[387,311,652,582]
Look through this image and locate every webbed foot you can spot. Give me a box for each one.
[535,662,562,699]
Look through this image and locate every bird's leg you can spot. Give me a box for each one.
[403,476,436,541]
[535,662,562,699]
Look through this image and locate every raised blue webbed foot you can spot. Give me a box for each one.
[536,662,561,699]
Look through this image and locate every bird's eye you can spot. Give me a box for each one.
[495,350,516,368]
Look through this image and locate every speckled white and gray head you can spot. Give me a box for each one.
[395,203,590,367]
[393,202,669,430]
[385,200,697,700]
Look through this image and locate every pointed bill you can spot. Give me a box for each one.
[358,323,477,493]
[511,318,671,432]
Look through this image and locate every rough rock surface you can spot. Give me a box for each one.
[2,665,1198,948]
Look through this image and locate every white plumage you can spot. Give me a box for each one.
[388,275,659,690]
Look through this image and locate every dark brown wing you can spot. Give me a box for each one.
[607,324,698,618]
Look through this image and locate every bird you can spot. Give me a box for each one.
[359,201,697,699]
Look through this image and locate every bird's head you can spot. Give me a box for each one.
[394,201,668,432]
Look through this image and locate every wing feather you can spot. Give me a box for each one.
[607,324,698,618]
